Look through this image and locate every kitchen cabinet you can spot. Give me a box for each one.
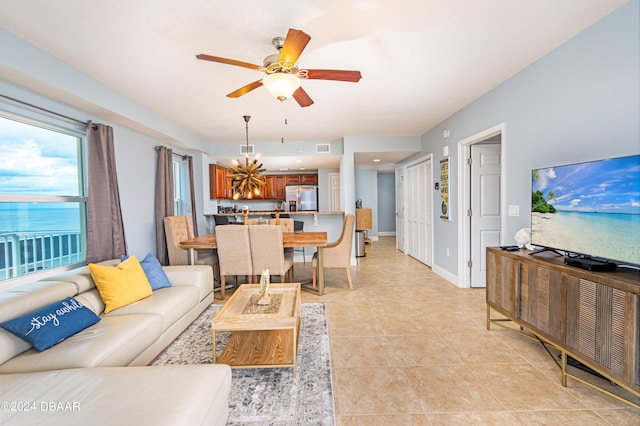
[265,175,287,200]
[210,168,318,200]
[209,164,229,199]
[285,174,318,185]
[486,247,639,406]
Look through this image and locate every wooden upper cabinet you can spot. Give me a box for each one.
[210,168,317,200]
[272,175,287,199]
[209,164,228,199]
[262,175,286,200]
[285,174,318,185]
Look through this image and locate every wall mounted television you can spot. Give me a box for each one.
[531,154,640,269]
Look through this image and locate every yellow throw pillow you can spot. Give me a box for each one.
[88,256,153,314]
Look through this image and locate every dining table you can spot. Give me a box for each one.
[179,231,328,296]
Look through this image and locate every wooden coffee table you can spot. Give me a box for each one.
[211,283,301,375]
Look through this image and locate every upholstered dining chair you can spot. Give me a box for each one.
[246,217,269,225]
[312,213,355,290]
[268,218,294,232]
[164,215,218,269]
[215,225,253,299]
[248,225,294,283]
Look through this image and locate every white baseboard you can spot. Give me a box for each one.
[432,263,460,287]
[377,232,395,237]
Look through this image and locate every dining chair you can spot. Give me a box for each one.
[215,225,253,299]
[268,218,294,232]
[248,225,294,283]
[312,213,355,290]
[164,215,218,270]
[267,218,295,261]
[247,217,268,225]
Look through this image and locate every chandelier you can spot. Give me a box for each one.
[228,115,266,200]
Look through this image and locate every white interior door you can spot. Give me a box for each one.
[329,173,341,211]
[405,158,432,266]
[470,144,501,287]
[395,168,405,251]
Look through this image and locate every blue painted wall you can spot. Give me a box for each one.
[377,173,396,234]
[400,0,639,279]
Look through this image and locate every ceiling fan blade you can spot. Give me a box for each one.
[304,69,362,82]
[196,54,261,71]
[227,80,263,98]
[292,87,314,108]
[279,29,311,66]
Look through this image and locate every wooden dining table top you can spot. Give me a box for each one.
[179,231,328,250]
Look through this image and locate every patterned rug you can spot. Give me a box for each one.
[151,302,335,425]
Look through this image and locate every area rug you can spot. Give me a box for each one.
[151,302,335,425]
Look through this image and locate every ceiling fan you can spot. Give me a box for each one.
[196,28,362,107]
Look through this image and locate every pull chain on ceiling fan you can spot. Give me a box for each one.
[196,28,362,107]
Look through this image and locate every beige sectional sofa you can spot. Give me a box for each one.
[0,260,231,425]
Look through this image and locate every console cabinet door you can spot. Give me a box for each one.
[565,277,639,389]
[486,249,519,318]
[519,264,565,343]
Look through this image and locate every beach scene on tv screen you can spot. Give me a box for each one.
[531,155,640,265]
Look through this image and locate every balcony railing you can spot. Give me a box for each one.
[0,231,85,281]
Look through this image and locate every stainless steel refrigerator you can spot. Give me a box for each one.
[285,185,318,211]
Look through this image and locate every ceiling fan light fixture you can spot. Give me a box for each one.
[262,73,300,101]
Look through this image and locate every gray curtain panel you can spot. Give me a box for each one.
[86,123,127,263]
[186,155,198,235]
[155,146,174,265]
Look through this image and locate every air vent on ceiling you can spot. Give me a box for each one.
[316,144,330,153]
[240,144,255,154]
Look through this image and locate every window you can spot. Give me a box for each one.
[172,154,192,217]
[0,112,87,283]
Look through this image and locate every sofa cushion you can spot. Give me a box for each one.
[0,281,78,323]
[72,288,105,314]
[121,253,172,290]
[105,285,199,332]
[89,256,153,313]
[46,259,119,294]
[0,297,100,352]
[0,314,162,373]
[163,265,214,302]
[0,365,231,426]
[0,329,32,365]
[0,281,79,364]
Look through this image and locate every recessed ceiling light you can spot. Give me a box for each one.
[373,159,381,162]
[296,160,302,163]
[299,167,306,170]
[279,168,289,171]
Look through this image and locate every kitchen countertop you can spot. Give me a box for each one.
[206,211,344,216]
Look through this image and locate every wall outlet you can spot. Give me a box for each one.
[508,205,520,217]
[312,214,318,227]
[446,248,450,256]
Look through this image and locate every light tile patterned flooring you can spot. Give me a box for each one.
[221,237,639,425]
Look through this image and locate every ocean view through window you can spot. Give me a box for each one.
[0,112,87,283]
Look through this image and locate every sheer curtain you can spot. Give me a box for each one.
[86,123,127,263]
[155,146,174,265]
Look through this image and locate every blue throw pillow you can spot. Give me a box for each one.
[120,253,172,290]
[0,297,100,352]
